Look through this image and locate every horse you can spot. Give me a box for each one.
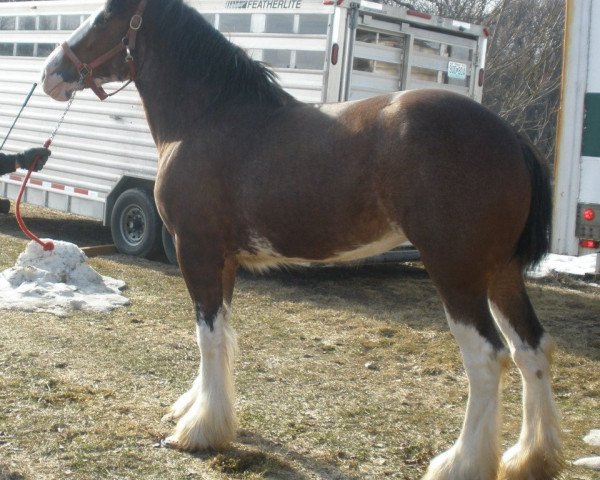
[41,0,563,478]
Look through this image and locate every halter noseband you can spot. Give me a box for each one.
[61,0,148,101]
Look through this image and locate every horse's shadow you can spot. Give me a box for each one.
[0,210,113,247]
[236,265,600,362]
[186,429,360,480]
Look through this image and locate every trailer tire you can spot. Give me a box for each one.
[162,225,178,266]
[111,188,163,258]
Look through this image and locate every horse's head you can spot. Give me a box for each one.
[42,0,147,101]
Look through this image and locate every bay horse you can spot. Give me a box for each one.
[41,0,563,478]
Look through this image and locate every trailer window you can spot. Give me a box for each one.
[414,39,444,56]
[296,51,325,70]
[0,17,16,30]
[447,45,472,61]
[353,58,400,76]
[16,43,34,56]
[0,42,58,57]
[379,33,404,49]
[298,14,327,34]
[414,39,473,62]
[37,43,57,57]
[0,42,14,55]
[60,15,82,30]
[39,16,59,30]
[265,14,294,33]
[219,14,251,32]
[203,14,216,26]
[263,49,292,68]
[356,29,376,44]
[17,16,36,31]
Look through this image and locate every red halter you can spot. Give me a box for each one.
[61,0,148,101]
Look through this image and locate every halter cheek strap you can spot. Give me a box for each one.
[61,0,148,101]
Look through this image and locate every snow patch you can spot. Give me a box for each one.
[528,253,598,279]
[574,429,600,471]
[584,430,600,447]
[0,240,129,316]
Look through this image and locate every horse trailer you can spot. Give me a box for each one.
[553,0,600,273]
[0,0,488,262]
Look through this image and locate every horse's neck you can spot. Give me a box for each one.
[134,27,294,150]
[135,56,206,147]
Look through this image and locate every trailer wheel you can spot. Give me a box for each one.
[162,224,178,266]
[111,188,163,258]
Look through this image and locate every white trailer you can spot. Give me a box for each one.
[553,0,600,272]
[0,0,488,261]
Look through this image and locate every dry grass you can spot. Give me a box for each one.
[0,205,599,479]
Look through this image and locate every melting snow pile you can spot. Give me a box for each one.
[0,240,129,316]
[529,253,598,279]
[575,429,600,471]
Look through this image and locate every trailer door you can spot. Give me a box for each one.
[405,27,478,97]
[346,13,480,101]
[347,17,409,100]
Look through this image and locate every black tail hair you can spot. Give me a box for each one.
[514,132,553,269]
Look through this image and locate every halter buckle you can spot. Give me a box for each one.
[78,64,92,79]
[130,14,143,30]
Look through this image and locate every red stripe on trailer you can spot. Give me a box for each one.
[51,183,65,190]
[74,187,89,195]
[407,10,432,20]
[9,175,21,182]
[30,179,43,186]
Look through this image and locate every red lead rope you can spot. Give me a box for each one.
[15,138,55,252]
[14,84,78,252]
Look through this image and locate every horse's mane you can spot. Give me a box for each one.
[145,0,294,106]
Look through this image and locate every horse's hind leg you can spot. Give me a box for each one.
[163,237,238,451]
[489,260,563,480]
[424,289,509,480]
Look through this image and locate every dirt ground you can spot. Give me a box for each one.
[0,205,599,480]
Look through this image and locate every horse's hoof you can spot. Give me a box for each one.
[423,446,498,480]
[162,435,185,450]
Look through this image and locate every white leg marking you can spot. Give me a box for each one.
[161,373,202,423]
[490,303,563,480]
[424,320,507,480]
[164,305,237,450]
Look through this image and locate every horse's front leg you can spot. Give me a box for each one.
[163,236,238,451]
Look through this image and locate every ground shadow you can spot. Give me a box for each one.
[183,429,360,480]
[237,266,600,361]
[0,209,112,247]
[0,464,26,480]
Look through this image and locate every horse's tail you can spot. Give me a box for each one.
[514,132,553,269]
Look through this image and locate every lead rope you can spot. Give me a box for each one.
[15,85,79,252]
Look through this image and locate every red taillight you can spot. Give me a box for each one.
[583,208,596,221]
[580,239,599,249]
[407,10,432,20]
[323,0,343,4]
[478,69,485,87]
[331,43,339,65]
[483,27,491,37]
